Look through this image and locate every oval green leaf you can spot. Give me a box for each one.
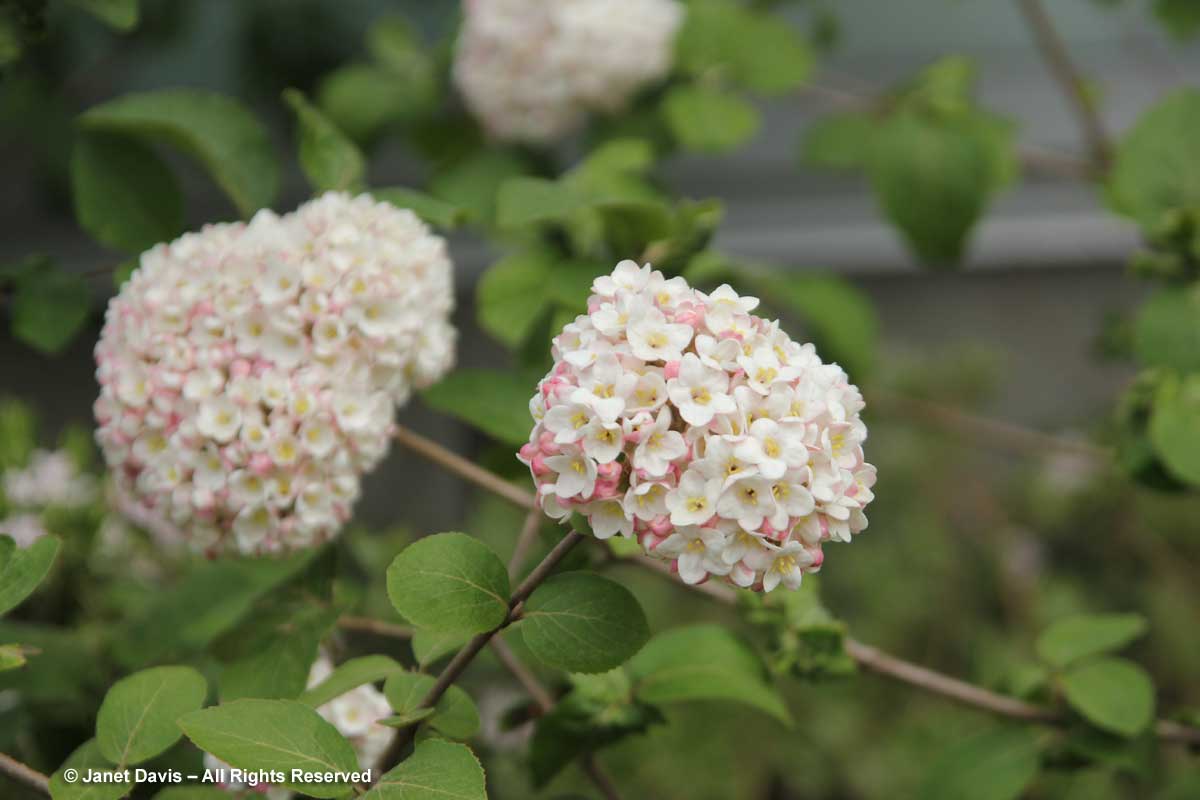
[387,532,510,635]
[1036,613,1148,669]
[49,739,132,800]
[283,88,365,194]
[0,534,61,616]
[298,655,404,709]
[97,665,208,767]
[918,725,1040,800]
[1149,374,1200,486]
[662,85,761,153]
[360,739,486,800]
[1061,657,1156,737]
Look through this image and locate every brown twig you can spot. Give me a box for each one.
[0,752,50,796]
[581,753,624,800]
[508,508,545,582]
[392,425,537,509]
[1015,0,1111,169]
[490,636,556,713]
[337,616,414,640]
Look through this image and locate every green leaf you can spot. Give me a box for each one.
[316,64,429,143]
[676,0,812,94]
[366,15,437,110]
[496,176,588,230]
[360,739,486,800]
[1036,613,1149,669]
[49,739,132,800]
[0,643,28,671]
[379,708,435,728]
[370,188,466,230]
[80,89,278,217]
[1061,657,1156,737]
[96,666,208,767]
[801,113,875,170]
[411,628,469,669]
[421,369,538,446]
[71,131,183,252]
[178,699,359,798]
[1155,0,1200,40]
[69,0,138,31]
[430,150,528,225]
[1109,89,1200,227]
[918,725,1040,800]
[662,85,761,153]
[383,671,480,740]
[520,572,649,674]
[283,88,365,194]
[0,534,60,616]
[0,14,20,67]
[868,110,993,266]
[476,251,553,348]
[11,264,90,355]
[1149,374,1200,486]
[629,624,791,723]
[299,655,404,709]
[386,532,510,635]
[218,604,338,702]
[1133,286,1200,372]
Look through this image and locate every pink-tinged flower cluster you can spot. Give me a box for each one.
[453,0,684,144]
[94,192,457,556]
[520,261,876,592]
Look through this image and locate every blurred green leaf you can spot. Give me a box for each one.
[477,250,554,347]
[0,643,27,671]
[370,187,465,230]
[662,85,761,153]
[71,131,183,253]
[179,700,358,798]
[0,534,60,616]
[0,14,20,67]
[283,88,365,194]
[366,14,436,104]
[49,739,132,800]
[360,739,485,800]
[383,671,480,740]
[81,89,278,217]
[918,725,1040,800]
[801,112,876,170]
[411,628,469,669]
[1133,286,1200,372]
[421,368,537,446]
[96,666,207,767]
[629,624,790,723]
[1061,657,1156,737]
[1036,613,1149,668]
[677,0,812,94]
[1149,373,1200,486]
[430,150,528,225]
[497,176,589,229]
[386,532,510,635]
[298,655,403,709]
[520,572,649,674]
[219,603,337,702]
[1109,89,1200,227]
[10,261,90,355]
[69,0,138,31]
[1154,0,1200,41]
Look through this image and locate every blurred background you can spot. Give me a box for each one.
[2,1,1199,798]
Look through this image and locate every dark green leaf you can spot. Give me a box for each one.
[96,666,208,767]
[386,532,510,635]
[1036,613,1149,668]
[219,604,337,702]
[49,739,132,800]
[11,264,90,355]
[520,572,649,674]
[283,88,365,194]
[662,85,761,153]
[298,655,404,709]
[81,89,278,217]
[1061,657,1156,737]
[0,534,60,616]
[421,368,539,446]
[918,725,1040,800]
[360,739,486,800]
[1155,0,1200,39]
[69,0,138,31]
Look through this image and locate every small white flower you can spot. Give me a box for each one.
[196,399,242,443]
[657,526,729,584]
[667,354,736,427]
[543,446,598,499]
[631,408,686,477]
[665,470,722,526]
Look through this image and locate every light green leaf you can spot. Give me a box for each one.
[370,188,466,230]
[801,113,875,170]
[386,532,510,635]
[421,369,538,446]
[918,725,1040,800]
[49,739,132,800]
[496,176,588,230]
[0,534,60,616]
[316,64,428,142]
[379,709,436,728]
[71,131,183,253]
[96,666,208,767]
[69,0,138,31]
[662,85,761,153]
[1149,374,1200,486]
[1109,89,1200,227]
[1061,657,1156,737]
[868,110,992,266]
[676,0,812,94]
[0,643,28,671]
[383,671,480,740]
[430,151,528,225]
[360,739,486,800]
[283,88,365,194]
[1133,286,1200,372]
[411,628,470,669]
[80,89,278,217]
[520,572,649,674]
[11,264,90,355]
[629,624,790,723]
[1036,613,1149,669]
[476,251,553,347]
[178,699,359,798]
[299,655,404,709]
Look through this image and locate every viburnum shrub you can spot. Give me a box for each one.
[520,261,875,591]
[93,192,456,556]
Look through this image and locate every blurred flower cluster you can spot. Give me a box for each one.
[94,192,457,557]
[0,449,97,548]
[521,261,875,591]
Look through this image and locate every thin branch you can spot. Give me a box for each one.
[392,425,536,509]
[374,530,587,776]
[337,616,413,640]
[581,753,624,800]
[508,508,545,582]
[1015,0,1111,168]
[0,752,50,796]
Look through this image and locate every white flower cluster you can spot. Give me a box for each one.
[94,192,457,556]
[205,653,393,799]
[0,448,97,548]
[520,261,876,592]
[453,0,684,143]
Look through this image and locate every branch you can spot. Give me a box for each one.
[374,530,587,775]
[0,752,50,796]
[508,508,544,582]
[337,615,413,640]
[391,424,1200,748]
[1014,0,1111,169]
[392,426,536,509]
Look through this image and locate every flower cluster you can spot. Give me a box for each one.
[453,0,684,144]
[0,448,97,548]
[94,192,457,556]
[520,261,876,591]
[205,653,393,799]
